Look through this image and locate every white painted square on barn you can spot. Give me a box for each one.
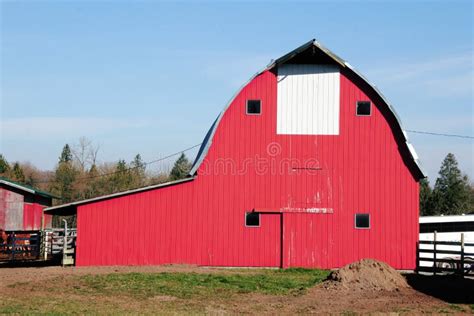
[277,64,340,135]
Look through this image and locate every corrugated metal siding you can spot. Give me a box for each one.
[281,70,418,268]
[4,190,24,231]
[277,64,340,135]
[23,203,47,231]
[77,179,281,267]
[0,188,51,231]
[44,213,52,229]
[0,189,5,229]
[76,68,418,269]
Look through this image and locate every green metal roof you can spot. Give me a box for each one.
[0,177,60,199]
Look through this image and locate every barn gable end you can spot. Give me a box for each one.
[190,40,424,180]
[0,178,56,231]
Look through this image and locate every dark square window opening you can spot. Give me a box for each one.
[245,212,260,227]
[355,213,370,229]
[356,101,371,116]
[246,100,261,115]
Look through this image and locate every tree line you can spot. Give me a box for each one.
[0,137,193,205]
[1,140,473,217]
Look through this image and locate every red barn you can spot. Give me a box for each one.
[46,40,424,269]
[0,177,56,231]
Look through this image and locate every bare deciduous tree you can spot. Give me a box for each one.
[72,137,100,171]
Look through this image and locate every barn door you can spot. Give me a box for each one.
[244,212,282,267]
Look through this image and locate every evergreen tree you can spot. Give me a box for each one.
[50,144,78,203]
[431,153,472,215]
[169,153,191,181]
[82,164,102,199]
[109,159,133,192]
[51,163,77,203]
[59,144,73,163]
[470,186,474,215]
[0,154,9,174]
[419,178,432,216]
[131,154,146,187]
[12,162,26,183]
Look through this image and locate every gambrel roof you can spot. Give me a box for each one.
[190,39,425,179]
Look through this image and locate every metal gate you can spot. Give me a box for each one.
[44,227,77,266]
[0,231,41,262]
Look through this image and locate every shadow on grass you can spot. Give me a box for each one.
[405,274,474,304]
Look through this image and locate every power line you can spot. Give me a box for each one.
[406,130,474,139]
[140,143,202,168]
[35,143,202,184]
[8,128,474,185]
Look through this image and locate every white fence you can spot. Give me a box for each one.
[418,232,474,276]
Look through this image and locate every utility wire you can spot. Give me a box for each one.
[405,130,474,139]
[12,129,474,185]
[34,143,202,184]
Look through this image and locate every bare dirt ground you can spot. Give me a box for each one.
[0,262,473,314]
[237,286,449,314]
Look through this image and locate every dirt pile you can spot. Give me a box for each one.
[326,259,409,291]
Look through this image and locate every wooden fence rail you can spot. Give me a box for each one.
[417,232,474,277]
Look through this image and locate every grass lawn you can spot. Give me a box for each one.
[0,268,330,314]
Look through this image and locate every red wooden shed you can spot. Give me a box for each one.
[46,40,425,269]
[0,177,57,231]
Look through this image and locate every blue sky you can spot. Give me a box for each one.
[1,1,473,183]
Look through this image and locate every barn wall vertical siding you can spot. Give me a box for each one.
[0,187,51,231]
[76,68,419,269]
[4,190,24,231]
[0,189,6,229]
[23,203,43,231]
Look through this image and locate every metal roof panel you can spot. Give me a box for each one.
[0,177,60,199]
[44,177,195,213]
